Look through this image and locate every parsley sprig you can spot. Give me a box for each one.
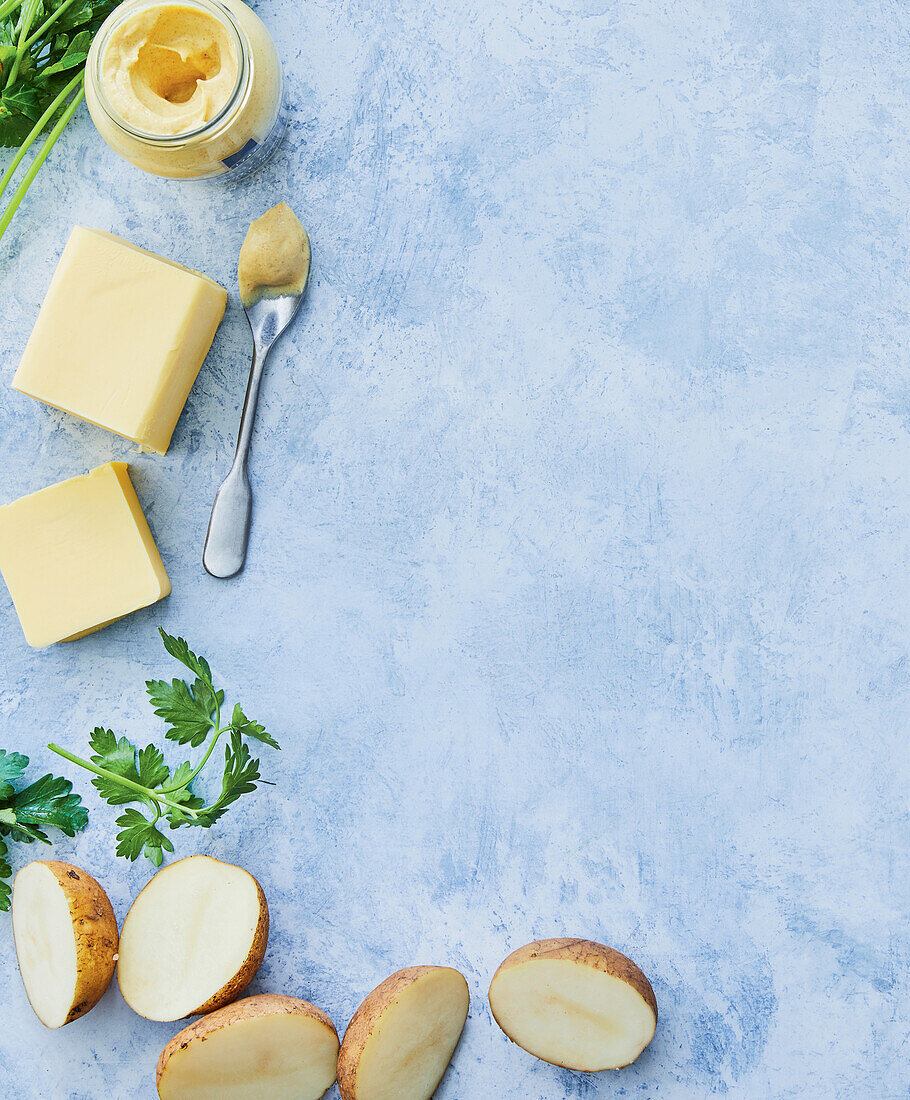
[0,748,88,910]
[0,0,119,244]
[49,629,279,869]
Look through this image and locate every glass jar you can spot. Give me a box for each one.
[85,0,285,180]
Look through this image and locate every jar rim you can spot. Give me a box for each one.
[88,0,249,146]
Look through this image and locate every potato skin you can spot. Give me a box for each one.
[488,938,658,1069]
[336,966,465,1100]
[19,861,119,1027]
[156,993,338,1091]
[119,855,269,1019]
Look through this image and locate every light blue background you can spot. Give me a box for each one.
[0,0,907,1096]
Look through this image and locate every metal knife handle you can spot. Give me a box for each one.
[203,341,270,578]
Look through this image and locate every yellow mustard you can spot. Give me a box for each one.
[238,203,310,308]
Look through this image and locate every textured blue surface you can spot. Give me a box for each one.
[0,0,908,1096]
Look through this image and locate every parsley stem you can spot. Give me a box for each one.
[22,0,80,50]
[0,70,82,204]
[5,0,40,88]
[0,0,24,25]
[47,743,200,820]
[0,78,83,242]
[159,728,224,792]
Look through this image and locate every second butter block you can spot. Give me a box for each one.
[13,227,227,454]
[0,462,170,647]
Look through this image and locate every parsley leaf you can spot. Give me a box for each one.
[157,629,213,684]
[114,808,174,867]
[230,703,280,750]
[194,733,261,828]
[0,751,88,909]
[135,744,171,790]
[145,676,221,747]
[88,727,169,804]
[42,29,91,76]
[11,774,87,835]
[0,748,28,800]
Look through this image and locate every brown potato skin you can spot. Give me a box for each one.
[337,966,467,1100]
[488,937,658,1069]
[15,860,119,1027]
[118,855,269,1020]
[156,993,338,1092]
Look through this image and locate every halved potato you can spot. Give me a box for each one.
[489,938,657,1071]
[337,965,470,1100]
[156,993,339,1100]
[118,855,268,1022]
[12,860,118,1028]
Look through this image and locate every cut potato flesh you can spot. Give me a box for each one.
[157,996,339,1100]
[13,863,77,1028]
[12,860,118,1029]
[118,855,268,1021]
[338,966,469,1100]
[489,944,657,1071]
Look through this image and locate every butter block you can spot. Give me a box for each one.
[13,227,227,454]
[0,463,170,647]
